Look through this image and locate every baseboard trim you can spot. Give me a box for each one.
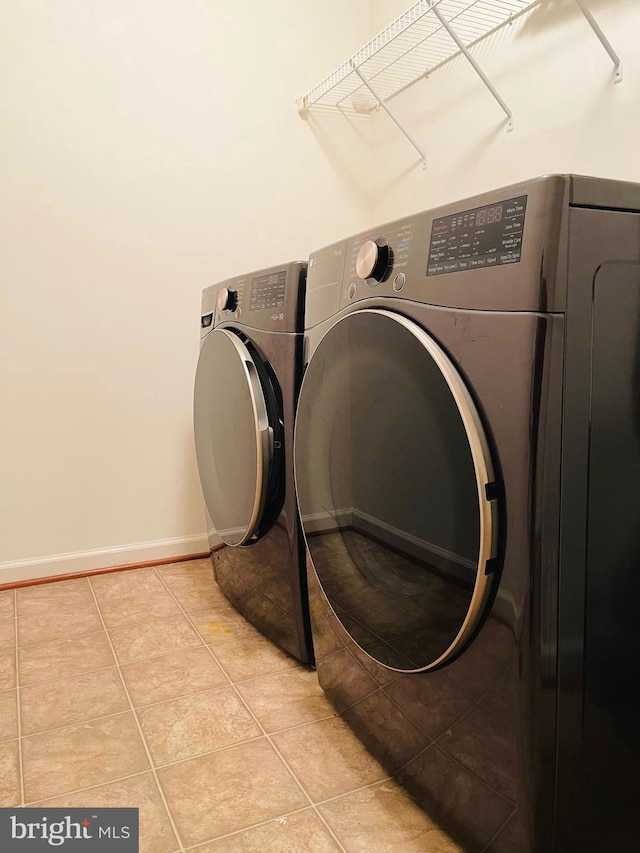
[301,506,476,585]
[0,535,221,590]
[300,508,353,534]
[352,508,476,575]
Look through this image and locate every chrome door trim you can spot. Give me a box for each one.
[296,307,499,672]
[198,327,273,546]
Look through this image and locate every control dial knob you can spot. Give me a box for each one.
[217,287,238,312]
[356,239,391,284]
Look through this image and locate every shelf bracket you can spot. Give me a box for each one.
[351,61,428,170]
[573,0,623,83]
[430,5,514,132]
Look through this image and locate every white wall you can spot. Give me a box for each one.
[369,0,640,221]
[0,1,372,582]
[3,0,638,585]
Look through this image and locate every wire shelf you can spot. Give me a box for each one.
[297,0,622,167]
[299,0,536,113]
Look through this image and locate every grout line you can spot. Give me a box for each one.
[101,677,326,719]
[13,591,25,806]
[15,626,109,653]
[480,806,518,853]
[86,580,187,853]
[241,708,339,736]
[311,774,400,809]
[18,661,121,692]
[24,768,158,808]
[178,806,316,850]
[18,707,136,741]
[16,613,212,685]
[16,626,216,684]
[21,769,158,808]
[179,801,342,850]
[154,566,349,853]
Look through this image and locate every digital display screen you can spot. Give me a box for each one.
[427,195,527,276]
[475,205,503,226]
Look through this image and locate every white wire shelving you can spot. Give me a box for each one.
[297,0,622,167]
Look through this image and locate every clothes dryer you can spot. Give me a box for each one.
[294,176,640,851]
[194,262,312,664]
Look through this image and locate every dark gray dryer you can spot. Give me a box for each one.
[194,262,312,664]
[294,176,640,852]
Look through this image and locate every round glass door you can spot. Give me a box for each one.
[194,328,275,546]
[294,308,499,672]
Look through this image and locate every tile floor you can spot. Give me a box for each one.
[0,559,462,852]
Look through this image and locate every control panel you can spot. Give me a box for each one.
[427,195,527,276]
[200,262,306,334]
[249,269,287,313]
[307,176,570,317]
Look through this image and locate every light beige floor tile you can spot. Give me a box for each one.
[0,690,18,741]
[0,590,15,619]
[190,608,260,647]
[157,739,308,847]
[137,686,261,766]
[35,772,179,853]
[18,631,115,686]
[271,717,387,803]
[211,635,299,683]
[174,557,212,568]
[121,647,227,707]
[90,568,167,603]
[319,780,462,852]
[191,809,342,852]
[21,666,129,735]
[0,740,20,806]
[91,568,184,631]
[17,604,103,647]
[163,583,229,616]
[155,563,206,590]
[156,565,228,614]
[411,829,464,852]
[17,578,94,617]
[97,589,182,631]
[0,650,16,690]
[237,669,335,733]
[22,712,150,802]
[155,560,214,587]
[156,560,218,590]
[109,616,202,664]
[0,618,16,651]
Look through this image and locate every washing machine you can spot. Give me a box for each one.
[194,261,312,664]
[294,176,640,852]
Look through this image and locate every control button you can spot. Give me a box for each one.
[356,239,391,284]
[347,282,357,299]
[217,287,238,312]
[392,273,406,292]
